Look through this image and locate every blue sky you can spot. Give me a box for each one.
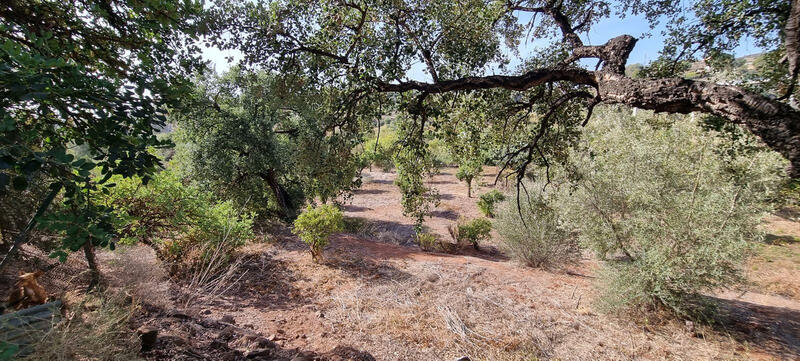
[202,10,763,81]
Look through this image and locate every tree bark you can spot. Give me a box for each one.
[260,170,295,220]
[83,240,100,291]
[785,0,800,98]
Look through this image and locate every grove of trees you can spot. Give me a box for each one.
[2,0,800,321]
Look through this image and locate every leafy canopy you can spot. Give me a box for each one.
[173,67,369,220]
[1,0,205,259]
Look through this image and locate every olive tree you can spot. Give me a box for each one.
[173,68,370,220]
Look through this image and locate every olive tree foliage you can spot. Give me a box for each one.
[205,0,800,215]
[495,179,580,269]
[577,110,785,315]
[172,68,371,220]
[495,108,785,314]
[0,0,205,270]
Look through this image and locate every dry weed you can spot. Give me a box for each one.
[24,291,141,361]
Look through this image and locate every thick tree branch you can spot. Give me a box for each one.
[597,73,800,176]
[377,66,800,177]
[376,68,596,93]
[570,35,637,74]
[783,0,800,99]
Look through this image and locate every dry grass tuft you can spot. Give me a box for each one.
[24,291,141,361]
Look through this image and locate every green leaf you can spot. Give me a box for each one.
[49,250,68,263]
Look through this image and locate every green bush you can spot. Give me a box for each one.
[494,185,580,269]
[362,127,399,171]
[477,190,506,218]
[493,108,785,316]
[292,204,344,262]
[565,109,784,315]
[449,218,492,249]
[456,161,482,198]
[100,169,254,275]
[416,232,440,252]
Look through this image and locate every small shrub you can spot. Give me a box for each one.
[456,162,482,198]
[162,200,253,276]
[292,204,344,263]
[495,188,580,269]
[416,232,439,251]
[477,190,506,218]
[449,218,492,249]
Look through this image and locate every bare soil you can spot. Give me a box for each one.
[4,167,800,360]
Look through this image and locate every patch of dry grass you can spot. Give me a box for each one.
[748,215,800,301]
[24,291,141,361]
[321,259,555,361]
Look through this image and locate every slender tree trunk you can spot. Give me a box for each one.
[0,184,61,271]
[261,170,294,220]
[83,240,100,291]
[371,116,381,172]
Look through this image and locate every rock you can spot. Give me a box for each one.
[201,309,212,315]
[254,337,277,349]
[324,346,376,361]
[165,309,192,320]
[137,327,158,351]
[426,274,440,283]
[187,322,205,336]
[221,315,236,324]
[290,351,315,361]
[454,357,471,361]
[246,349,274,359]
[198,317,222,329]
[218,326,237,340]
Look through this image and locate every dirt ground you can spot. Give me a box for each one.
[5,167,800,360]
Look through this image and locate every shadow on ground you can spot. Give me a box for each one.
[138,302,376,361]
[764,233,799,245]
[706,295,800,359]
[220,252,310,312]
[352,189,387,195]
[342,204,373,213]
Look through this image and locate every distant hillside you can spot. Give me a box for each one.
[624,53,764,79]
